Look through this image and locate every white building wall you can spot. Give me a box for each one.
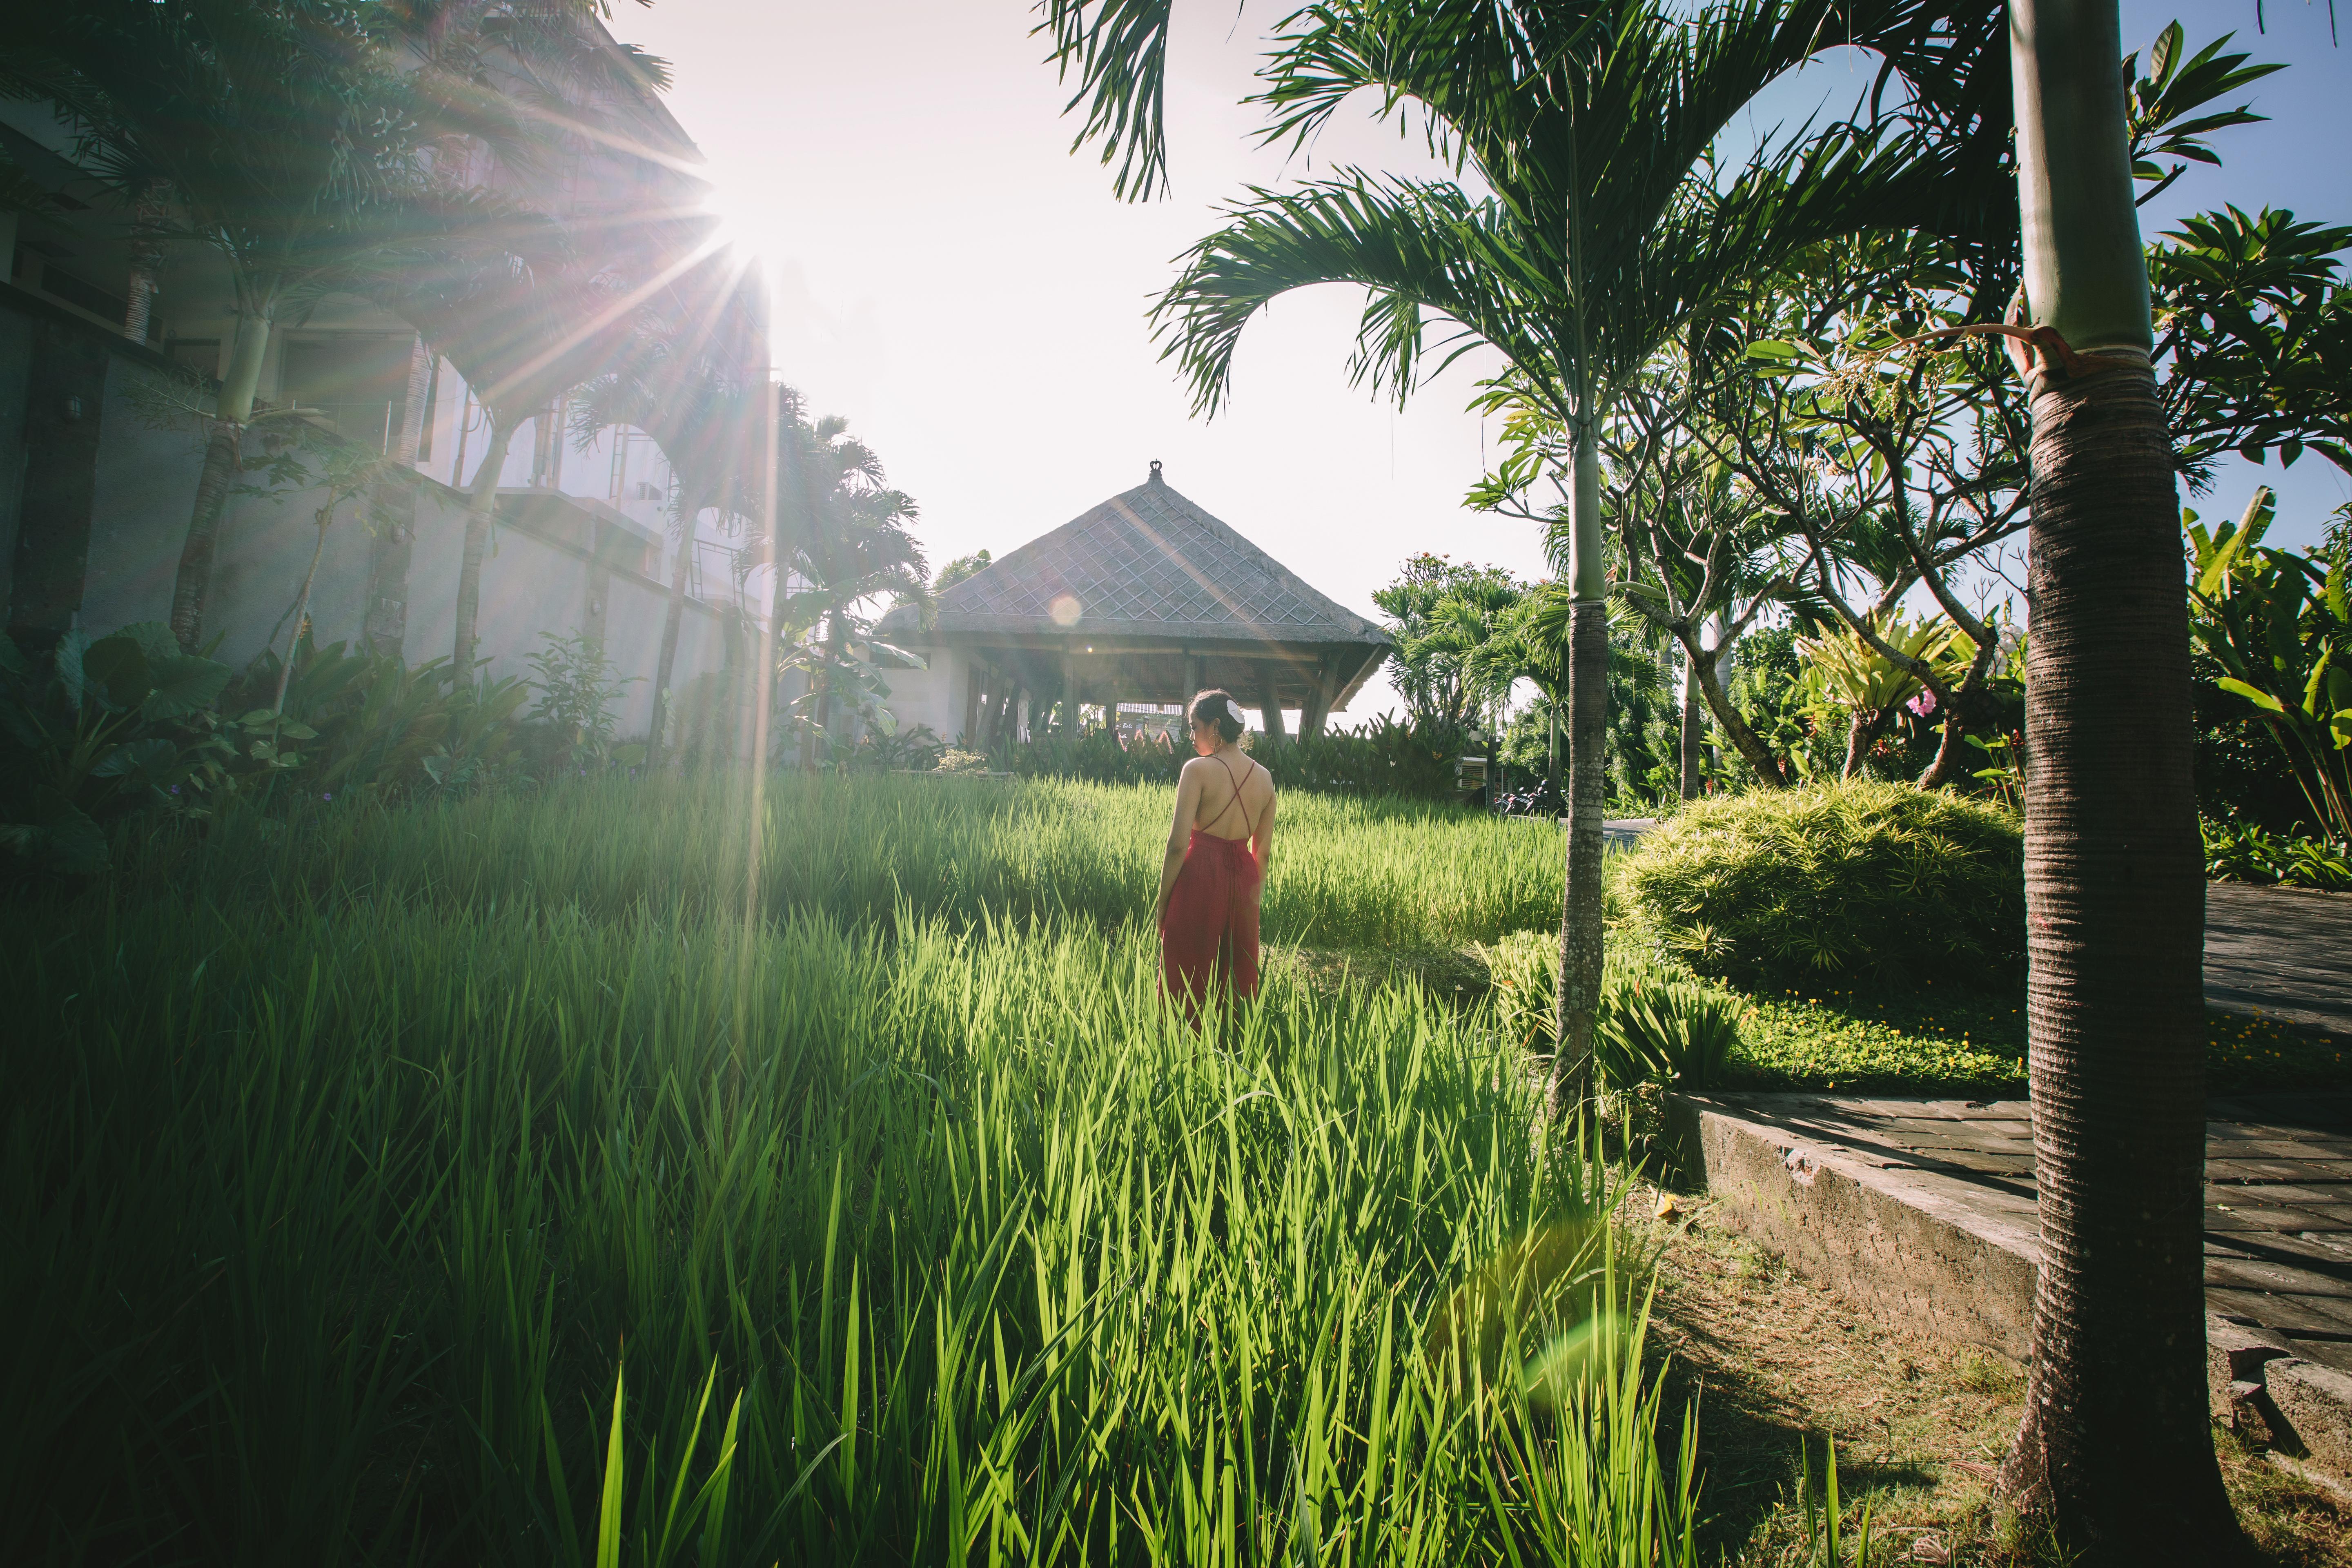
[56,343,731,742]
[885,648,970,746]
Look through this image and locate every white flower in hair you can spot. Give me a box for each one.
[1225,697,1246,726]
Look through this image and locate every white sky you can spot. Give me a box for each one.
[626,0,2352,722]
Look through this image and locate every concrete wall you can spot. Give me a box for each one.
[886,649,972,746]
[4,290,730,740]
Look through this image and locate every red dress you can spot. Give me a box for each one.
[1160,754,1265,1015]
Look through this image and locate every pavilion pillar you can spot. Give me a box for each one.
[962,657,983,745]
[1061,642,1078,734]
[1182,650,1202,704]
[1258,664,1285,744]
[1302,651,1340,739]
[989,682,1014,747]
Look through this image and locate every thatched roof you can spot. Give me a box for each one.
[879,463,1390,648]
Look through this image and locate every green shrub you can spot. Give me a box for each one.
[1619,780,2025,991]
[2203,815,2352,889]
[993,714,1473,801]
[1482,932,1744,1091]
[1603,970,1744,1092]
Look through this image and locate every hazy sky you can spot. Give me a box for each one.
[626,0,2351,720]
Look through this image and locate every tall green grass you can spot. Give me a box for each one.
[4,778,1696,1566]
[123,771,1564,950]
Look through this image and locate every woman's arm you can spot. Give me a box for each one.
[1155,762,1201,923]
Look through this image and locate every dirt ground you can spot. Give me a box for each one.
[1637,1190,2352,1566]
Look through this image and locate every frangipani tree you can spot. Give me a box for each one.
[1044,0,2006,1117]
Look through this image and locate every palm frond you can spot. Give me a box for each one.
[1153,172,1566,416]
[1036,0,1173,201]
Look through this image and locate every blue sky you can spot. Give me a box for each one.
[633,1,2349,718]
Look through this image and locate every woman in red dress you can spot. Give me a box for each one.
[1155,690,1277,1016]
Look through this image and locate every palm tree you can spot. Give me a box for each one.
[1991,0,2237,1550]
[769,406,927,761]
[382,213,640,674]
[574,311,768,759]
[1044,0,2005,1118]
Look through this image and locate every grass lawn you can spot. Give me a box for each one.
[1719,982,2351,1096]
[11,772,2338,1563]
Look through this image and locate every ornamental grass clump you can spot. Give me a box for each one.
[1620,780,2024,991]
[1484,933,1745,1091]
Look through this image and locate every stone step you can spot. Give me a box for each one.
[1668,1091,2352,1499]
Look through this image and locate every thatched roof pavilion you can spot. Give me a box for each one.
[878,462,1391,744]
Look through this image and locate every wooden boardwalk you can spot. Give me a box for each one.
[2205,882,2352,1040]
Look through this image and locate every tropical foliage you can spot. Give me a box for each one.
[1370,555,1526,735]
[2187,488,2352,844]
[771,402,931,761]
[993,715,1479,804]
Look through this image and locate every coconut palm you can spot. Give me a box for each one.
[1045,0,2006,1117]
[381,210,640,673]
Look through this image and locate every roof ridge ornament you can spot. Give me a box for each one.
[1149,459,1163,484]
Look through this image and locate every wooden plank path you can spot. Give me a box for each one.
[2204,882,2352,1040]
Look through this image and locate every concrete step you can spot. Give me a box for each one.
[1668,1091,2352,1499]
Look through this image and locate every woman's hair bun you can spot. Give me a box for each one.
[1188,688,1247,744]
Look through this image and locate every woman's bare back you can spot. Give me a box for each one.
[1187,751,1274,841]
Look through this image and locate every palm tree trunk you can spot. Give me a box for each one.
[169,304,273,650]
[1548,436,1606,1122]
[451,418,516,675]
[1995,0,2238,1553]
[272,499,335,713]
[648,521,695,763]
[817,614,846,744]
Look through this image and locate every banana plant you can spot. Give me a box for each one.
[2187,486,2352,841]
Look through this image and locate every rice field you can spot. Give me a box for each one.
[3,775,1698,1566]
[133,772,1567,950]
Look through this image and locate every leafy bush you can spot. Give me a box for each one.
[1482,933,1744,1091]
[1619,780,2025,991]
[1,623,234,872]
[2,625,530,875]
[1602,969,1744,1092]
[2203,815,2352,889]
[844,722,948,773]
[993,714,1473,801]
[523,631,641,773]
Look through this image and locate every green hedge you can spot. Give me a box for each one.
[1618,780,2025,992]
[989,715,1472,802]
